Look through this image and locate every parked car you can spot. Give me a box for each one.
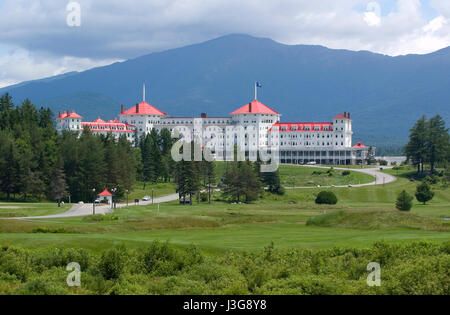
[306,161,317,165]
[94,199,101,204]
[142,195,151,201]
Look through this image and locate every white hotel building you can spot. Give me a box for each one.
[56,97,372,165]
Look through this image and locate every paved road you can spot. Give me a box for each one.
[10,166,395,219]
[285,165,396,189]
[10,193,179,220]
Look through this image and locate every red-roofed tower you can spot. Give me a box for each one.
[119,84,168,139]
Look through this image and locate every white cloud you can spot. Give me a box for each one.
[0,47,121,88]
[423,15,447,33]
[0,0,450,86]
[364,12,381,26]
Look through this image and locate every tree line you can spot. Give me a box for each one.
[405,115,450,174]
[174,144,284,204]
[0,94,285,204]
[0,94,176,202]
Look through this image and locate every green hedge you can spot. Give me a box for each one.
[0,241,448,295]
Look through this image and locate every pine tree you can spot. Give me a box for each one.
[415,182,434,205]
[79,129,106,201]
[203,160,216,203]
[0,141,19,200]
[405,116,427,174]
[0,93,14,112]
[396,190,413,211]
[51,159,68,207]
[263,169,285,195]
[240,161,262,202]
[426,115,450,173]
[223,161,244,202]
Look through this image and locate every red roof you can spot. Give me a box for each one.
[231,100,280,115]
[93,117,106,123]
[82,120,135,133]
[98,189,112,196]
[353,141,366,148]
[334,113,350,120]
[269,122,333,132]
[56,110,82,119]
[121,101,167,116]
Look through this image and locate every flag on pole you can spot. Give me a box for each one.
[254,81,262,100]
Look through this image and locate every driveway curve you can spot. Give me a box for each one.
[10,193,179,220]
[285,165,396,189]
[9,166,396,219]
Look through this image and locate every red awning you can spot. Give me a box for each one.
[98,189,112,196]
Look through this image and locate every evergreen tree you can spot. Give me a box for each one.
[263,169,285,195]
[222,161,244,202]
[223,161,261,203]
[405,116,427,174]
[396,190,413,211]
[203,160,216,203]
[240,161,262,202]
[0,93,14,112]
[415,182,434,205]
[426,115,450,173]
[78,129,107,201]
[0,140,19,200]
[51,159,68,207]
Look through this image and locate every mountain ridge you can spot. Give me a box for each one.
[1,34,449,148]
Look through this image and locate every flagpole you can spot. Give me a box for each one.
[254,82,257,100]
[143,84,146,102]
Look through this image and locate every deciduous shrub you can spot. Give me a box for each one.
[315,191,338,205]
[424,175,440,185]
[32,227,73,234]
[98,246,128,280]
[140,241,201,276]
[83,214,119,222]
[13,275,69,295]
[0,241,449,295]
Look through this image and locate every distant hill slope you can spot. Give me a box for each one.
[1,34,449,147]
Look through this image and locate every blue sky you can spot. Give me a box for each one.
[0,0,449,88]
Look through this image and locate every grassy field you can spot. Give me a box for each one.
[125,182,176,202]
[0,203,71,218]
[0,165,449,295]
[0,166,448,253]
[215,163,375,187]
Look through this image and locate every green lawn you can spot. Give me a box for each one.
[0,203,71,218]
[2,224,448,253]
[215,162,375,187]
[0,166,448,253]
[125,182,176,202]
[278,164,374,187]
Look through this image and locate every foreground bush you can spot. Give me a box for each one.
[0,241,448,295]
[315,191,338,205]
